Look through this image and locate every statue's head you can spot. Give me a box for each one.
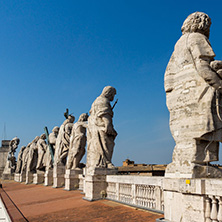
[101,86,117,101]
[52,126,60,136]
[11,137,20,145]
[78,113,89,122]
[68,115,75,123]
[181,12,211,38]
[40,133,46,140]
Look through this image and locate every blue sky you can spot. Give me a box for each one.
[1,0,222,166]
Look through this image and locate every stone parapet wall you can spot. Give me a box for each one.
[164,178,222,222]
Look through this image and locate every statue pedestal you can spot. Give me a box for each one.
[2,161,14,180]
[64,169,83,191]
[2,173,14,180]
[33,171,45,184]
[44,169,53,186]
[14,173,22,182]
[163,178,206,222]
[53,165,65,188]
[20,173,26,182]
[83,168,118,201]
[25,172,34,184]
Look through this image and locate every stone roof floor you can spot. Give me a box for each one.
[0,180,163,222]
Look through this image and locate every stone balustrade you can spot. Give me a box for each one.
[204,179,222,222]
[205,195,222,222]
[106,175,164,212]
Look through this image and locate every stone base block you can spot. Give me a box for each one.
[33,172,45,184]
[163,178,205,222]
[25,172,33,184]
[44,170,53,186]
[53,165,65,188]
[2,173,14,180]
[84,168,118,201]
[64,169,83,191]
[20,173,26,182]
[14,173,21,182]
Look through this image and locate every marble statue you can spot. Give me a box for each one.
[26,136,39,173]
[45,126,59,170]
[8,137,20,171]
[54,115,75,165]
[86,86,118,172]
[36,134,47,171]
[20,143,31,173]
[3,137,20,176]
[66,113,88,169]
[164,12,222,177]
[15,146,26,173]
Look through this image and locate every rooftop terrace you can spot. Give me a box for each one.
[0,180,163,222]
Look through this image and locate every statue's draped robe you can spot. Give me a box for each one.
[27,141,38,172]
[165,32,222,163]
[36,138,47,170]
[87,96,115,169]
[66,122,87,169]
[21,146,30,173]
[54,120,72,165]
[15,148,24,173]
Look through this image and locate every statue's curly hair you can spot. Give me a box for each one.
[181,12,211,38]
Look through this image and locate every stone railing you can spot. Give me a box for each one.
[205,195,222,222]
[204,179,222,222]
[106,175,164,212]
[164,178,222,222]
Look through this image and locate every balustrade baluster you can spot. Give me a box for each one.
[205,196,211,222]
[211,196,218,222]
[218,197,222,222]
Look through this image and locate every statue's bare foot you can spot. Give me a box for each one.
[107,163,115,168]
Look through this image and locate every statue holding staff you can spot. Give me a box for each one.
[86,86,118,172]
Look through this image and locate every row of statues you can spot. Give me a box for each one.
[8,11,222,180]
[10,86,117,176]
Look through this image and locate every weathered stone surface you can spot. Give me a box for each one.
[20,143,31,174]
[84,168,117,201]
[164,12,222,178]
[66,113,88,170]
[86,86,118,174]
[64,169,83,190]
[26,136,39,174]
[2,137,20,179]
[15,146,26,173]
[53,164,65,188]
[36,134,47,171]
[33,171,45,184]
[54,115,74,166]
[25,171,34,184]
[44,169,53,186]
[44,126,59,171]
[0,140,10,177]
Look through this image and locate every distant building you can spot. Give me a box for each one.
[0,140,10,177]
[118,159,166,176]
